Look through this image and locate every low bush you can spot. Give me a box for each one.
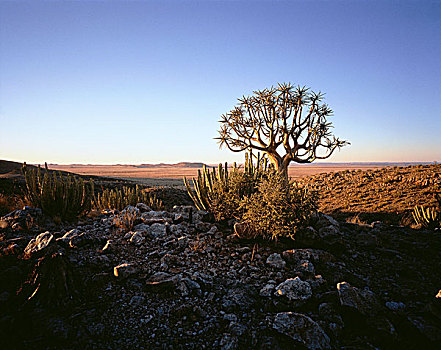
[242,171,318,240]
[209,169,260,221]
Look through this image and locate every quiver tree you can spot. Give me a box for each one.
[217,83,349,177]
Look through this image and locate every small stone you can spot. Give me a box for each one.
[101,240,113,253]
[298,259,315,276]
[318,225,341,239]
[266,253,286,269]
[259,284,275,297]
[219,333,238,350]
[69,232,92,248]
[113,263,137,278]
[136,203,152,212]
[130,231,145,246]
[57,229,81,244]
[385,301,406,312]
[130,295,145,306]
[149,223,167,237]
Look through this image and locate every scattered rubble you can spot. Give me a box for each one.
[0,202,440,349]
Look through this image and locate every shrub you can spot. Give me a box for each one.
[209,169,260,221]
[93,185,163,211]
[22,163,92,221]
[242,171,318,240]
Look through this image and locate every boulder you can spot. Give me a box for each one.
[266,253,286,269]
[336,281,379,316]
[24,231,54,258]
[274,277,312,302]
[149,223,167,237]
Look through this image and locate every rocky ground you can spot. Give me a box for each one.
[1,202,440,350]
[298,164,441,226]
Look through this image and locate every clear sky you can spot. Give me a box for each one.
[0,0,440,164]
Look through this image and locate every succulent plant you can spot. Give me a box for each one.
[22,163,93,221]
[412,205,440,229]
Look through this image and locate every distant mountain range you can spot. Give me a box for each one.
[44,162,208,168]
[134,162,206,168]
[1,159,437,176]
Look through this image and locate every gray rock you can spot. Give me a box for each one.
[57,229,81,244]
[69,232,92,248]
[133,223,150,233]
[136,203,152,212]
[113,263,137,278]
[130,295,145,306]
[222,288,255,312]
[297,259,315,276]
[318,302,344,335]
[271,312,331,349]
[145,272,182,292]
[100,239,113,253]
[259,283,275,297]
[317,214,340,228]
[179,278,201,296]
[275,277,312,301]
[282,248,335,264]
[1,207,42,229]
[385,301,406,312]
[129,231,145,246]
[24,231,54,257]
[149,223,167,237]
[266,253,286,269]
[318,225,341,239]
[148,272,172,282]
[219,333,238,350]
[337,281,379,316]
[297,226,319,244]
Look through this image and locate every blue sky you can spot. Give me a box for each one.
[0,0,440,164]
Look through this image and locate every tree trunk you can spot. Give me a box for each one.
[267,153,289,180]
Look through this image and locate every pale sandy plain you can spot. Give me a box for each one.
[49,163,394,188]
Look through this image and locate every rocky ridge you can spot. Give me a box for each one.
[0,203,440,349]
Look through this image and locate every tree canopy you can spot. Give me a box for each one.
[217,82,349,175]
